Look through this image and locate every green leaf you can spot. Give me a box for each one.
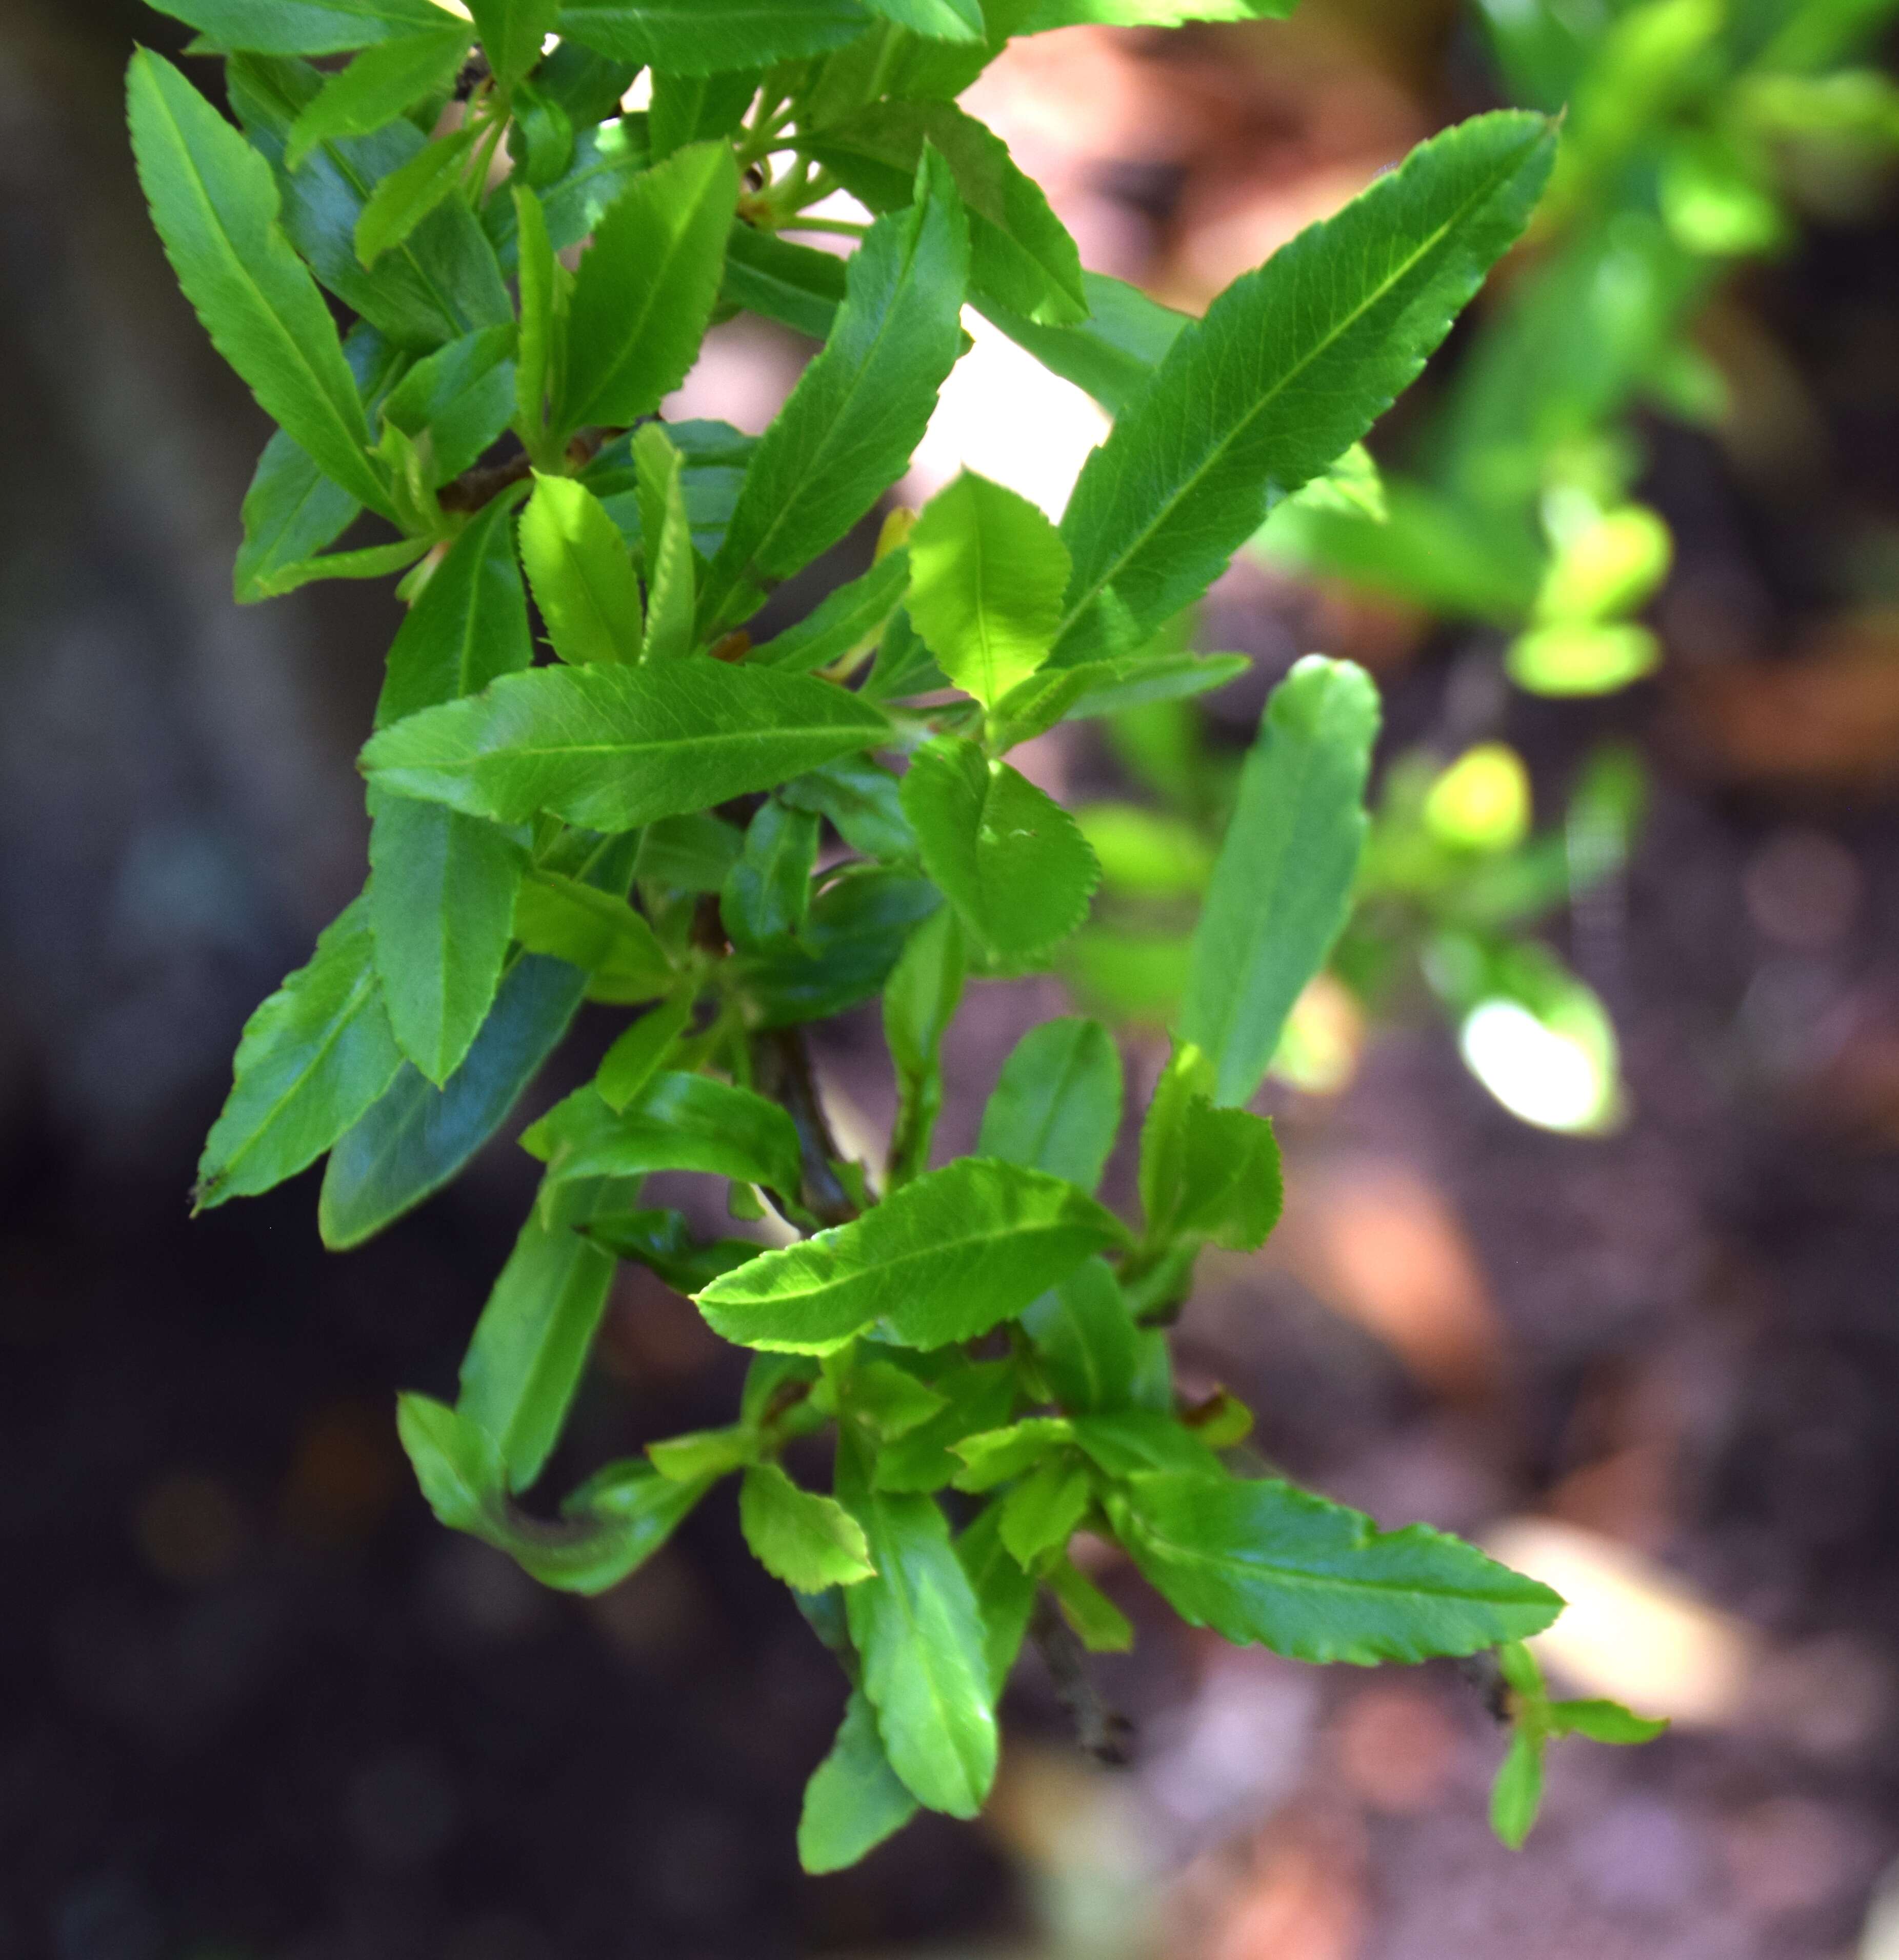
[319,948,589,1247]
[512,869,672,1002]
[1548,1698,1669,1745]
[458,1204,617,1491]
[696,1157,1127,1353]
[355,127,478,268]
[841,1359,949,1442]
[649,1425,756,1481]
[742,1463,877,1590]
[807,101,1084,327]
[976,1016,1121,1191]
[956,1500,1037,1691]
[376,489,534,727]
[736,868,939,1028]
[701,146,970,629]
[128,50,391,516]
[149,0,461,54]
[1018,0,1292,23]
[517,473,644,665]
[466,0,563,86]
[582,416,756,559]
[1046,1554,1133,1651]
[361,659,890,830]
[882,906,966,1188]
[980,269,1188,416]
[649,67,760,159]
[865,0,985,36]
[841,1458,999,1816]
[195,894,403,1209]
[1143,1090,1283,1252]
[1068,1409,1214,1479]
[798,1689,921,1874]
[235,321,407,604]
[723,802,821,951]
[586,1207,760,1292]
[901,737,1100,961]
[522,1073,806,1199]
[634,812,744,892]
[557,0,871,71]
[1020,1255,1140,1413]
[379,323,518,486]
[1054,112,1556,657]
[367,791,525,1085]
[721,224,849,341]
[1489,1727,1544,1849]
[998,1454,1090,1568]
[1108,1470,1565,1664]
[556,141,739,433]
[513,185,565,450]
[1178,656,1378,1106]
[242,535,432,597]
[751,552,912,677]
[781,753,915,860]
[284,26,470,170]
[905,471,1068,708]
[950,1416,1072,1491]
[595,991,694,1111]
[874,1355,1016,1494]
[632,425,696,662]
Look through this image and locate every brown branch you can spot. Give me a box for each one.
[435,427,622,515]
[1031,1594,1134,1767]
[752,1026,859,1228]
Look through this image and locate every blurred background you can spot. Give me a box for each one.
[5,1,1899,1954]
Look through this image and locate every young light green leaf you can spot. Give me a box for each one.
[701,147,970,630]
[465,0,563,87]
[355,126,475,267]
[1054,112,1556,657]
[980,268,1189,416]
[1108,1471,1564,1665]
[906,471,1069,707]
[284,26,470,170]
[977,1016,1122,1192]
[751,552,912,677]
[595,991,694,1112]
[992,651,1250,749]
[362,658,890,830]
[865,0,984,38]
[798,1690,921,1874]
[629,426,697,662]
[513,184,566,453]
[522,1074,806,1200]
[841,1359,950,1443]
[695,1157,1127,1353]
[873,1355,1016,1494]
[379,324,517,486]
[1489,1727,1545,1850]
[556,141,739,433]
[781,753,915,861]
[149,0,462,54]
[367,791,525,1085]
[242,535,431,598]
[1178,656,1378,1106]
[1143,1089,1284,1251]
[998,1455,1091,1568]
[742,1463,877,1591]
[901,738,1101,961]
[1048,1555,1134,1652]
[128,50,391,516]
[376,490,534,727]
[842,1469,1000,1816]
[512,870,672,1002]
[518,473,644,665]
[457,1204,617,1491]
[195,894,403,1209]
[557,0,871,71]
[807,101,1084,327]
[950,1416,1074,1492]
[1548,1699,1670,1745]
[320,950,587,1247]
[1018,0,1292,22]
[722,802,821,950]
[1021,1256,1141,1413]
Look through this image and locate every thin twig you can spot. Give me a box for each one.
[753,1026,859,1228]
[1031,1594,1134,1767]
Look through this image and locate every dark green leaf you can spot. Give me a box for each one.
[1020,1255,1140,1413]
[558,0,871,71]
[701,146,970,629]
[195,894,402,1209]
[511,869,672,1002]
[557,140,739,433]
[650,67,759,159]
[841,1456,999,1816]
[882,906,966,1187]
[781,752,915,859]
[865,0,984,35]
[1054,113,1556,657]
[695,1157,1127,1354]
[979,268,1188,416]
[956,1500,1037,1692]
[376,489,533,727]
[518,473,644,665]
[149,0,459,54]
[722,802,821,950]
[379,323,518,485]
[808,100,1085,326]
[361,659,890,830]
[583,416,756,561]
[355,127,477,268]
[751,553,912,677]
[586,1208,760,1292]
[368,791,525,1085]
[1178,656,1378,1105]
[976,1016,1121,1191]
[458,1203,617,1490]
[128,50,390,514]
[284,25,470,169]
[466,0,563,87]
[594,991,694,1112]
[721,224,849,339]
[798,1690,921,1873]
[1109,1471,1565,1664]
[1068,1409,1218,1478]
[901,737,1100,961]
[736,867,939,1028]
[742,1463,877,1590]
